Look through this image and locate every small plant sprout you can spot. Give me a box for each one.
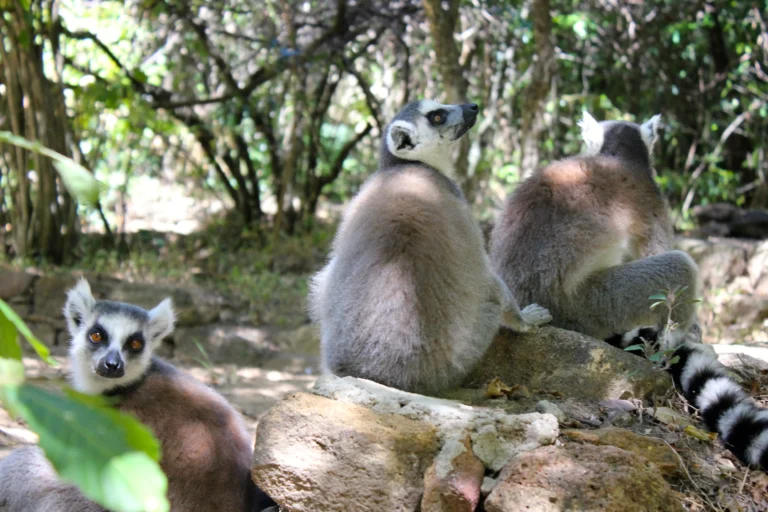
[624,286,702,371]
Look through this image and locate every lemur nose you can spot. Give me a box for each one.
[467,103,479,111]
[98,350,125,378]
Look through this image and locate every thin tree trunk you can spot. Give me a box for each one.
[519,0,555,179]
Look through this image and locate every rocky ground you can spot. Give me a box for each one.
[1,235,768,511]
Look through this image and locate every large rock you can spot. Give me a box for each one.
[463,327,671,401]
[485,444,683,512]
[560,427,681,477]
[421,436,484,512]
[0,265,35,299]
[251,392,439,512]
[713,344,768,373]
[676,237,751,290]
[313,375,558,471]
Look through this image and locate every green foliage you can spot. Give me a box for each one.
[0,131,102,207]
[0,300,169,512]
[0,299,54,364]
[2,385,169,512]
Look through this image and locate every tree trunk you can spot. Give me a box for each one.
[423,0,472,197]
[0,1,77,262]
[519,0,555,179]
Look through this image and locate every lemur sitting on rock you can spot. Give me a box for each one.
[310,99,551,395]
[490,111,768,472]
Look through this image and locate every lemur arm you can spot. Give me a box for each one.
[494,273,552,332]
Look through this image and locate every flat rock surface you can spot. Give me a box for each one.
[463,326,671,401]
[313,374,559,471]
[251,392,439,512]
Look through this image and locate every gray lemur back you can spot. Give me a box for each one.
[309,100,549,394]
[490,112,698,348]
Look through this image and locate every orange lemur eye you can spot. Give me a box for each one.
[89,331,102,343]
[433,114,442,123]
[129,339,143,351]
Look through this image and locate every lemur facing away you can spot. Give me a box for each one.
[310,99,551,395]
[0,279,276,512]
[490,112,768,472]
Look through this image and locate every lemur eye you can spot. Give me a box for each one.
[89,330,103,343]
[128,339,143,352]
[429,112,445,125]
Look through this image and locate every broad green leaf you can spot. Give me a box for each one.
[648,352,664,363]
[0,307,22,361]
[102,452,168,512]
[2,384,168,512]
[623,344,644,352]
[0,300,56,365]
[648,293,667,301]
[53,160,101,206]
[668,355,681,366]
[0,358,25,385]
[0,131,101,206]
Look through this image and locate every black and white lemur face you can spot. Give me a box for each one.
[64,279,175,395]
[385,99,479,175]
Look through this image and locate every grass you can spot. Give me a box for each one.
[17,217,337,329]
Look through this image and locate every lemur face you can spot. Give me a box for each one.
[385,99,479,174]
[63,279,175,394]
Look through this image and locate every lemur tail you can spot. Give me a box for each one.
[669,343,768,471]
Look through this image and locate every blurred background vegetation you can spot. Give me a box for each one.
[0,0,766,295]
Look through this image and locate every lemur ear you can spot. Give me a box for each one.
[147,298,175,344]
[388,122,417,153]
[640,114,662,154]
[579,111,604,156]
[64,278,95,335]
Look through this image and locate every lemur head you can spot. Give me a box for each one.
[381,99,479,175]
[579,111,661,168]
[63,279,175,395]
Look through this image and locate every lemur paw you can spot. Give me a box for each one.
[521,304,552,327]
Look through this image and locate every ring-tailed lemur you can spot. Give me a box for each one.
[0,279,276,511]
[309,99,551,394]
[490,112,768,472]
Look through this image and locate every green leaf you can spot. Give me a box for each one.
[668,355,681,366]
[623,344,644,352]
[648,352,664,363]
[648,293,667,301]
[0,300,56,365]
[649,301,666,310]
[0,131,102,206]
[0,358,25,385]
[0,307,22,361]
[2,384,169,512]
[52,159,101,206]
